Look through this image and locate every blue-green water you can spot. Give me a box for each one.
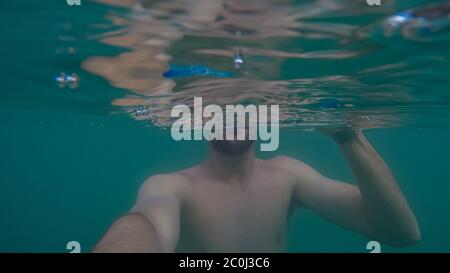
[1,0,450,252]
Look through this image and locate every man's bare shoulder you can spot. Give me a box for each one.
[259,156,320,183]
[261,156,311,173]
[137,167,198,200]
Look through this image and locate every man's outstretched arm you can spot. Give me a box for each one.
[93,175,182,253]
[92,213,164,253]
[283,128,420,246]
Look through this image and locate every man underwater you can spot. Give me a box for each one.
[93,127,420,252]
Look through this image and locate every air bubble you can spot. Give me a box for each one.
[54,72,79,89]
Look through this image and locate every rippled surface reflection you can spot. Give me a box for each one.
[83,0,450,129]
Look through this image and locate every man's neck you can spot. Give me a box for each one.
[205,146,256,185]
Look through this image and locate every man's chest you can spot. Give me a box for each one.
[179,177,294,251]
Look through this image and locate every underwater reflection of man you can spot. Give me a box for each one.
[93,125,420,252]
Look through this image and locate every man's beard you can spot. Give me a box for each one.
[210,140,255,156]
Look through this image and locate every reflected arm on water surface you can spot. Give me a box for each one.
[285,129,420,247]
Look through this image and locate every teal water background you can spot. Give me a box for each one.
[2,120,450,252]
[1,0,450,252]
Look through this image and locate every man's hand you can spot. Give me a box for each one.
[317,127,360,145]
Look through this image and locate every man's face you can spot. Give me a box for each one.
[209,115,256,155]
[210,139,255,155]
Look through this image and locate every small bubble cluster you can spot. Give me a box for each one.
[54,72,79,89]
